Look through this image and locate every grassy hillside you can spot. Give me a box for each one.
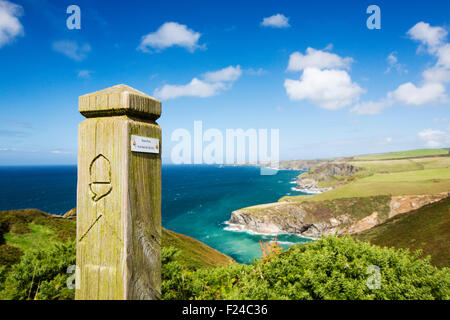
[162,228,233,269]
[354,197,450,268]
[0,209,233,270]
[353,148,449,161]
[282,153,450,203]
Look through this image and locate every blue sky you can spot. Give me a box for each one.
[0,0,449,165]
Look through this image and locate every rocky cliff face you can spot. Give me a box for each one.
[295,162,360,194]
[227,192,450,238]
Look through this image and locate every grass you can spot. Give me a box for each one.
[279,194,314,202]
[347,159,424,173]
[0,208,233,271]
[162,228,233,269]
[354,148,449,161]
[354,197,450,267]
[285,164,450,202]
[4,223,58,251]
[309,171,450,202]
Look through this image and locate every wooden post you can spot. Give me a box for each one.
[75,84,161,300]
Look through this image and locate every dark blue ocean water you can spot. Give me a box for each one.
[0,165,312,263]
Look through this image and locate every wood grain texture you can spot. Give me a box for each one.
[76,85,161,300]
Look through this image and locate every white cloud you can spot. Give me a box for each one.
[261,14,290,28]
[394,23,449,105]
[154,65,242,100]
[437,44,450,68]
[407,22,447,51]
[138,22,203,52]
[388,82,446,106]
[203,65,242,82]
[287,47,353,71]
[385,51,407,74]
[52,40,91,61]
[0,0,23,48]
[154,78,225,100]
[418,128,450,147]
[284,68,364,110]
[357,22,450,113]
[422,66,450,83]
[351,100,390,115]
[77,70,93,79]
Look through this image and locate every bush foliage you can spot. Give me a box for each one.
[0,241,75,300]
[0,236,448,300]
[162,236,449,300]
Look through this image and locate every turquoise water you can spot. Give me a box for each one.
[0,165,313,263]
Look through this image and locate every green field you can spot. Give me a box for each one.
[354,148,449,161]
[305,168,450,201]
[282,154,450,203]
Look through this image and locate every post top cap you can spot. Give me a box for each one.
[79,84,161,120]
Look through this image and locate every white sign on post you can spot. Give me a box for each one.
[131,135,159,154]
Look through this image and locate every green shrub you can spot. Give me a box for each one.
[163,236,449,300]
[0,245,22,268]
[1,236,448,300]
[0,241,75,300]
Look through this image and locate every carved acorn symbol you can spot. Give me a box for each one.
[89,154,112,202]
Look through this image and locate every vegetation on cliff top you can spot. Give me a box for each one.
[163,236,449,300]
[0,208,232,270]
[283,155,450,202]
[354,197,450,268]
[0,208,233,299]
[353,148,449,161]
[0,209,449,300]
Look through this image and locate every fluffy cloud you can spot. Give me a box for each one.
[154,78,224,100]
[407,22,447,51]
[422,66,450,83]
[261,14,290,28]
[356,22,450,114]
[437,44,450,68]
[138,22,203,52]
[284,68,364,110]
[388,82,446,106]
[154,65,241,100]
[389,22,450,106]
[418,129,450,147]
[287,47,353,71]
[52,40,91,61]
[203,65,242,82]
[0,0,23,48]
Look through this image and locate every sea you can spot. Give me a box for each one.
[0,165,313,263]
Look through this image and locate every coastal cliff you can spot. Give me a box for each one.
[295,162,360,193]
[228,192,449,238]
[228,151,450,239]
